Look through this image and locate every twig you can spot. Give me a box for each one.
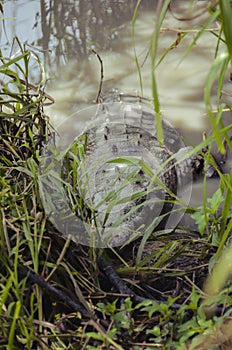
[98,256,183,307]
[18,266,92,318]
[91,49,104,103]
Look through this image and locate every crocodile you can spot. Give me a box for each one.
[70,92,204,247]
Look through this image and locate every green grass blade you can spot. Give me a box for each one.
[204,50,229,154]
[8,301,21,349]
[151,0,171,145]
[180,8,220,63]
[132,0,143,95]
[220,0,232,58]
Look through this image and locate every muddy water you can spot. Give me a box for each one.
[44,2,230,146]
[1,1,231,226]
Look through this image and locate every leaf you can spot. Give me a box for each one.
[207,188,224,214]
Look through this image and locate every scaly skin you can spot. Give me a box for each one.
[74,93,204,247]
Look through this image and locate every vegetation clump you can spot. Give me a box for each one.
[0,2,232,350]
